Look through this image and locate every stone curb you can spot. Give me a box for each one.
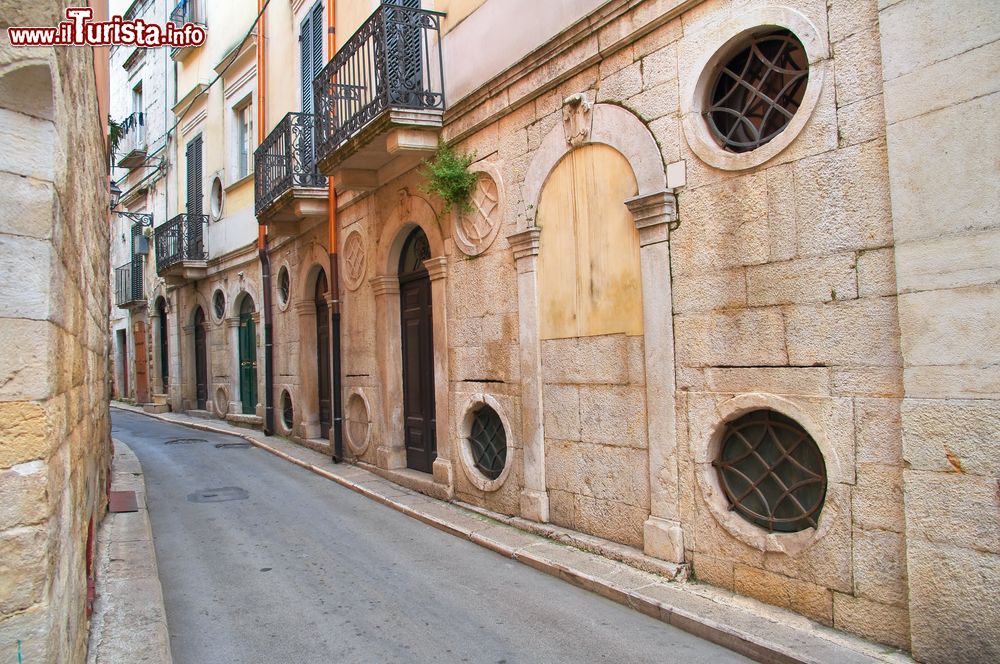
[86,439,172,664]
[111,403,911,664]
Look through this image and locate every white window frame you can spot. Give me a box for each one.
[233,96,253,181]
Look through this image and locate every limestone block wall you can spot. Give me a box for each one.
[0,9,112,661]
[878,1,1000,662]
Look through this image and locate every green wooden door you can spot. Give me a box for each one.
[238,301,257,415]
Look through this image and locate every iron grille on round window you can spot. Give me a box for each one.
[713,410,826,533]
[213,290,226,320]
[705,29,808,153]
[278,267,290,305]
[468,406,506,481]
[281,390,294,430]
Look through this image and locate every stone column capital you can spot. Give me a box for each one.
[293,299,315,316]
[625,190,678,246]
[224,316,241,329]
[423,256,448,282]
[182,324,195,335]
[369,274,400,297]
[507,228,541,262]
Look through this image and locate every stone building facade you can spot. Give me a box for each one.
[1,1,112,661]
[118,0,997,661]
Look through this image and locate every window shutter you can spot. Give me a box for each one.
[186,136,203,255]
[300,12,312,114]
[311,2,324,83]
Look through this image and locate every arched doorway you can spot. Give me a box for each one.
[238,296,258,415]
[193,307,208,410]
[156,297,168,392]
[315,270,332,438]
[398,227,436,473]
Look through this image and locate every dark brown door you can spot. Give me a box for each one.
[399,228,436,473]
[194,307,208,410]
[315,271,332,439]
[133,320,149,403]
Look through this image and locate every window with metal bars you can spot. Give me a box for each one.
[705,29,808,153]
[467,405,506,481]
[713,409,826,533]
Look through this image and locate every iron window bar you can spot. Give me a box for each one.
[313,3,446,165]
[253,112,327,216]
[114,259,146,307]
[468,406,506,481]
[154,213,209,273]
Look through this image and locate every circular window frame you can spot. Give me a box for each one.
[280,388,294,432]
[681,7,828,171]
[694,393,843,556]
[210,175,225,221]
[212,289,226,322]
[276,264,291,311]
[457,394,514,492]
[344,388,373,456]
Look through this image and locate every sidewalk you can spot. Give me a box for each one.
[111,402,912,664]
[87,438,172,664]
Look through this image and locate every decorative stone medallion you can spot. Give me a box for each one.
[342,230,367,291]
[454,171,502,257]
[345,389,372,455]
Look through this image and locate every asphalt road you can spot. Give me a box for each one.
[112,409,749,664]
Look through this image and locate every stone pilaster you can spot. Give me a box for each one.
[293,299,321,438]
[423,256,454,493]
[370,275,406,470]
[625,190,684,563]
[508,228,549,522]
[224,316,242,415]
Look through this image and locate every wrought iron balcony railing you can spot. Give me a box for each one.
[313,3,445,166]
[114,258,145,308]
[154,214,208,273]
[170,0,205,24]
[254,112,327,216]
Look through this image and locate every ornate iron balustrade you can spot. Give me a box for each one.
[169,0,205,24]
[154,214,208,273]
[114,258,145,307]
[313,3,445,164]
[254,112,327,216]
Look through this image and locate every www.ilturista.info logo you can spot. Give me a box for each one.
[7,7,206,48]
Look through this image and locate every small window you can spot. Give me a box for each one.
[705,29,808,154]
[713,410,826,533]
[468,405,507,481]
[281,390,294,430]
[277,266,290,305]
[212,289,226,320]
[234,97,253,180]
[210,175,224,220]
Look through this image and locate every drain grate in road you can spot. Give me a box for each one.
[164,438,208,445]
[187,487,249,503]
[215,442,251,449]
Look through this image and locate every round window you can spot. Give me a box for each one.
[705,29,808,154]
[212,290,226,320]
[468,405,507,481]
[210,176,224,220]
[277,266,290,306]
[713,409,826,533]
[281,390,294,430]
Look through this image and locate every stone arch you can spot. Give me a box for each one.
[229,279,260,318]
[521,102,666,231]
[375,191,446,277]
[294,241,331,308]
[186,290,211,326]
[0,61,55,121]
[294,243,333,441]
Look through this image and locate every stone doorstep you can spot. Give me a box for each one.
[87,438,172,664]
[109,404,910,664]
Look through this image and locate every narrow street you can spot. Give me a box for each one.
[112,410,748,664]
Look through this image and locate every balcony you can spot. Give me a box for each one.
[116,112,146,169]
[114,259,146,309]
[313,3,445,190]
[254,112,328,234]
[154,214,208,285]
[169,0,205,61]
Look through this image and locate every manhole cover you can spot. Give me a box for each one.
[215,442,251,449]
[187,487,249,503]
[164,438,208,445]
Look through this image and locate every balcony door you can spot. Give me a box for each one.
[193,307,208,410]
[398,227,436,473]
[238,297,258,415]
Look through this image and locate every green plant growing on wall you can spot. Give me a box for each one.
[421,140,478,215]
[107,115,123,170]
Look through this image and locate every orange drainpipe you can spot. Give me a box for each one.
[327,0,344,462]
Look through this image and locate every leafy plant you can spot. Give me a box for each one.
[107,115,124,167]
[420,140,477,214]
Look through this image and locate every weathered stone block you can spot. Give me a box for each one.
[703,367,830,397]
[690,552,734,590]
[641,42,677,89]
[785,298,901,368]
[853,528,907,607]
[895,228,1000,295]
[0,108,56,180]
[0,401,50,468]
[574,493,646,548]
[0,234,55,321]
[747,254,858,306]
[0,319,56,401]
[675,308,787,367]
[578,384,647,448]
[831,366,903,397]
[901,398,1000,476]
[898,285,1000,368]
[624,79,678,122]
[854,398,903,465]
[837,94,886,147]
[541,335,630,385]
[765,162,797,262]
[833,592,910,651]
[734,564,834,625]
[853,463,904,533]
[541,384,579,441]
[0,172,55,240]
[904,470,1000,554]
[672,268,746,314]
[832,27,884,107]
[596,61,643,103]
[828,0,879,44]
[545,439,649,507]
[0,461,47,530]
[0,526,46,614]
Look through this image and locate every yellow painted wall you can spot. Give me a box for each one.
[537,144,643,340]
[434,0,487,34]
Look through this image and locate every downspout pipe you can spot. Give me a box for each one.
[328,0,344,463]
[257,0,276,435]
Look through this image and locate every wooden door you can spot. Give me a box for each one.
[133,320,149,403]
[194,308,208,410]
[238,298,258,415]
[156,298,169,391]
[315,271,332,439]
[398,228,436,473]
